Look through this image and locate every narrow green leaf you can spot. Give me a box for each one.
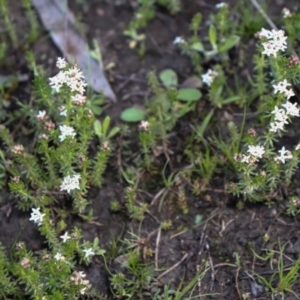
[209,24,217,50]
[102,116,110,136]
[93,120,102,137]
[197,109,214,138]
[222,96,240,104]
[218,35,240,53]
[93,237,99,248]
[120,168,134,184]
[108,127,120,139]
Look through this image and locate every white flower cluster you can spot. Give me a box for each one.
[237,136,293,166]
[201,69,219,86]
[71,94,86,106]
[235,145,265,165]
[235,28,297,171]
[29,207,45,226]
[247,145,265,158]
[49,57,87,102]
[70,271,91,295]
[56,57,67,69]
[270,80,298,133]
[258,28,287,57]
[58,125,76,142]
[60,173,81,194]
[273,79,295,99]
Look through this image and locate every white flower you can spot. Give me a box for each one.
[78,271,86,279]
[65,66,87,94]
[201,69,218,86]
[257,28,273,39]
[271,105,281,114]
[282,101,299,116]
[49,71,67,92]
[58,125,76,142]
[60,232,71,243]
[60,110,68,116]
[271,30,287,51]
[216,2,227,8]
[60,174,81,194]
[71,271,87,284]
[247,145,265,158]
[20,257,31,268]
[276,146,292,163]
[56,57,67,69]
[71,94,86,106]
[241,155,250,163]
[272,80,294,100]
[261,42,278,57]
[270,121,285,133]
[284,89,295,100]
[59,106,68,117]
[70,271,91,294]
[36,110,47,120]
[139,120,150,131]
[83,247,95,258]
[295,142,300,151]
[273,80,291,94]
[271,106,288,123]
[66,66,85,81]
[282,8,292,18]
[54,252,66,261]
[29,207,45,226]
[49,62,86,94]
[259,28,287,56]
[173,36,185,44]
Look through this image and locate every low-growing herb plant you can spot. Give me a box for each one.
[174,6,240,69]
[124,0,181,55]
[250,241,300,299]
[0,57,110,298]
[0,220,104,298]
[1,57,119,214]
[228,28,300,206]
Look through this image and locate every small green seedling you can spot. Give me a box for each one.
[93,116,120,142]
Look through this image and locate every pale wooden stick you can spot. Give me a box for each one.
[250,0,277,30]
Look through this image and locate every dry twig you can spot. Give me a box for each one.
[156,252,188,281]
[249,0,277,30]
